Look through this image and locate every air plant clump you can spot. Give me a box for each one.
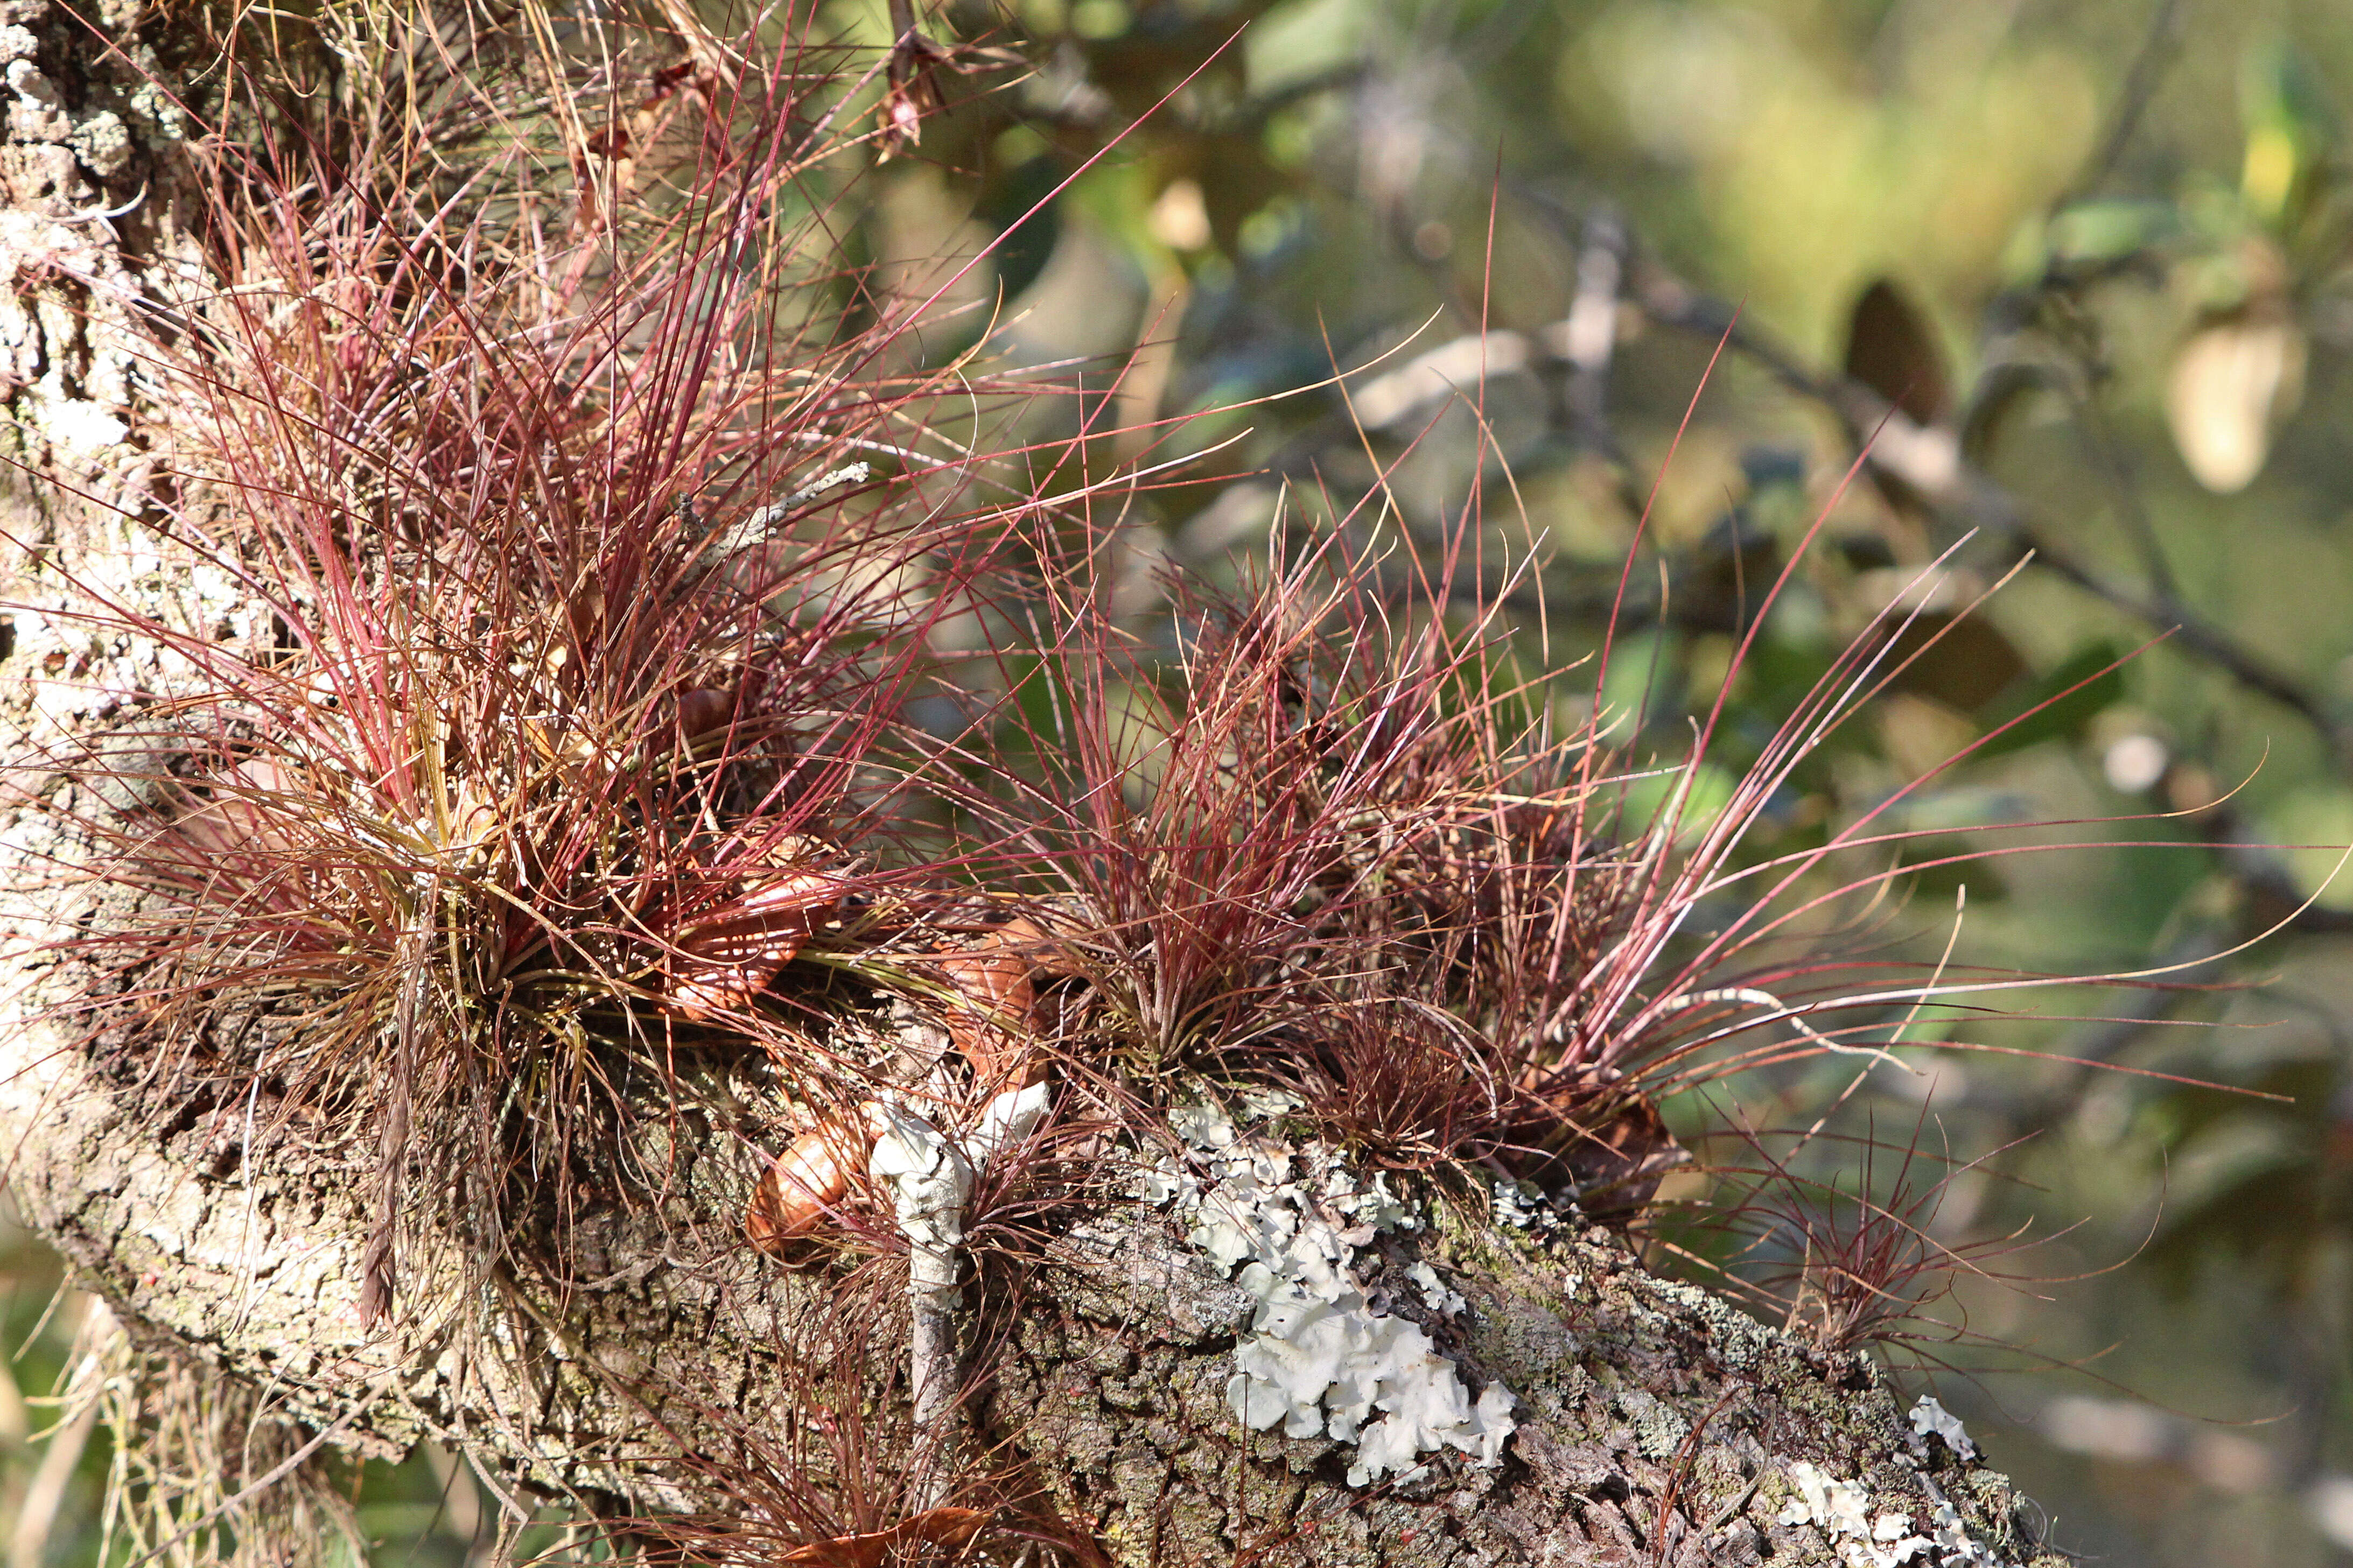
[1681,1115,2062,1370]
[5,5,1075,1546]
[925,457,2086,1223]
[5,0,1116,1270]
[933,524,1654,1186]
[2,0,1311,1554]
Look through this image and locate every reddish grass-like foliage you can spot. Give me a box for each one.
[3,2,1285,1553]
[20,0,2211,1288]
[911,436,2187,1216]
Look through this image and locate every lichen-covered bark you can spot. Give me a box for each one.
[0,974,2065,1565]
[0,0,190,518]
[0,849,2067,1564]
[999,1210,2057,1567]
[0,6,2070,1565]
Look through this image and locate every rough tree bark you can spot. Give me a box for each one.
[0,980,2065,1567]
[0,2,2071,1565]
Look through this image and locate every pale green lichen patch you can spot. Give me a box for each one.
[1613,1385,1689,1462]
[1644,1272,1775,1373]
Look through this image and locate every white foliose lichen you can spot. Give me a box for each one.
[1146,1098,1515,1487]
[1776,1460,2014,1568]
[1907,1395,1980,1462]
[1777,1462,1935,1568]
[1406,1261,1466,1318]
[1923,1499,2011,1568]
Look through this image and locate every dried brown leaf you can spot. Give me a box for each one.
[932,915,1066,1088]
[745,1101,888,1254]
[775,1504,989,1565]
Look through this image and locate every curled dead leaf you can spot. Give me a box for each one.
[746,1101,889,1254]
[662,869,843,1022]
[671,685,738,741]
[932,915,1062,1089]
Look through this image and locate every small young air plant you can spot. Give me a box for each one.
[1684,1109,2064,1368]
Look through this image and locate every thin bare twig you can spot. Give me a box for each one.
[2054,0,2187,215]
